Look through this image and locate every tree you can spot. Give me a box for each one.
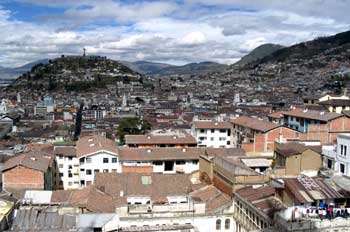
[116,117,152,144]
[74,103,84,140]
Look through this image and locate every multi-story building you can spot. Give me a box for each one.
[76,134,120,187]
[125,129,197,148]
[322,134,350,176]
[191,121,233,148]
[118,147,201,174]
[54,145,79,189]
[230,116,302,155]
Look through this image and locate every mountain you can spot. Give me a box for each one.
[0,59,49,79]
[8,56,143,92]
[258,30,350,64]
[234,43,284,66]
[156,61,228,76]
[120,60,175,74]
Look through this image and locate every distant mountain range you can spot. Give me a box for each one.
[122,60,228,75]
[233,43,284,66]
[0,59,49,79]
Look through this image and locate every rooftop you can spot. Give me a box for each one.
[230,116,280,132]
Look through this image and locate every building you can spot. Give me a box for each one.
[95,172,235,232]
[199,148,269,195]
[322,134,350,176]
[118,147,201,174]
[191,121,233,148]
[282,109,350,144]
[233,185,286,232]
[125,129,197,148]
[54,145,79,190]
[319,99,350,113]
[273,142,322,177]
[2,150,56,191]
[302,93,349,106]
[76,134,120,187]
[231,116,302,155]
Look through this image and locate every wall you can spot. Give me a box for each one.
[3,166,44,190]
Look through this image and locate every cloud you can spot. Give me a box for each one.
[0,1,349,67]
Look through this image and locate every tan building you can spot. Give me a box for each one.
[199,148,269,195]
[319,99,350,113]
[273,142,322,177]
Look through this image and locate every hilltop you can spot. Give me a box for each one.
[155,61,228,76]
[233,43,284,66]
[8,56,143,92]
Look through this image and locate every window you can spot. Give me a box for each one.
[86,157,92,163]
[200,129,205,133]
[86,169,92,175]
[219,137,226,141]
[340,163,345,174]
[210,137,214,141]
[327,159,333,169]
[176,160,186,165]
[199,137,207,141]
[111,169,117,172]
[94,169,99,173]
[112,158,117,163]
[211,129,215,133]
[103,158,109,163]
[68,157,73,160]
[59,173,64,177]
[68,172,73,178]
[220,129,226,133]
[153,161,162,166]
[227,141,231,145]
[59,164,63,168]
[103,169,109,173]
[68,182,72,186]
[225,219,230,229]
[216,219,221,230]
[68,165,72,169]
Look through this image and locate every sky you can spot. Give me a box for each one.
[0,0,349,67]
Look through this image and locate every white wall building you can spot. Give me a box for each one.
[191,121,233,148]
[322,134,350,176]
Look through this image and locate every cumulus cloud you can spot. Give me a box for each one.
[0,0,349,67]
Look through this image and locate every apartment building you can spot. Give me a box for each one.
[230,116,302,155]
[191,121,232,148]
[54,145,79,189]
[76,134,120,187]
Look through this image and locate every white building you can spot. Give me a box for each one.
[54,145,80,190]
[191,121,233,148]
[118,147,201,174]
[76,135,120,187]
[322,134,350,176]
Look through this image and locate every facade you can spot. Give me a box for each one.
[273,142,322,177]
[119,147,200,174]
[2,151,56,191]
[319,99,350,113]
[322,134,350,176]
[54,145,79,190]
[231,116,302,155]
[191,121,233,148]
[76,135,120,187]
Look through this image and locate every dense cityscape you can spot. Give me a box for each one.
[1,1,350,232]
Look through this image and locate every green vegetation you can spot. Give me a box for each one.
[116,117,152,144]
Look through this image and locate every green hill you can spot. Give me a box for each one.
[234,43,283,66]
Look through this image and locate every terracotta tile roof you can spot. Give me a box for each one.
[125,132,197,145]
[276,142,321,157]
[94,173,192,202]
[76,134,117,158]
[236,186,275,202]
[230,116,280,132]
[51,186,119,213]
[53,146,76,157]
[190,185,231,214]
[268,111,286,119]
[118,147,203,161]
[282,109,342,122]
[3,150,55,173]
[192,121,232,129]
[319,99,350,106]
